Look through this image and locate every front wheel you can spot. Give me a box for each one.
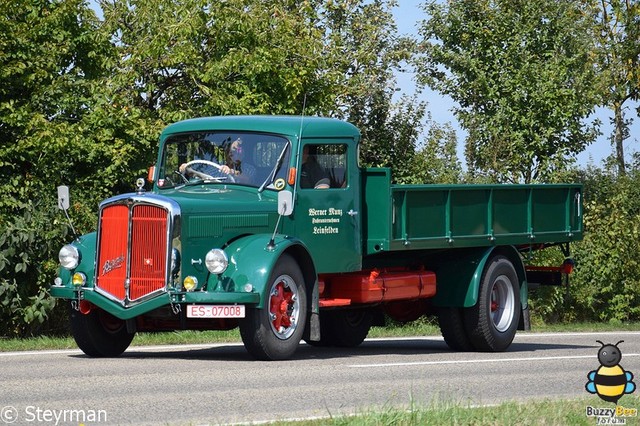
[69,303,134,357]
[240,254,307,360]
[464,255,520,352]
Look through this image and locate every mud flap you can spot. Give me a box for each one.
[304,279,321,342]
[518,305,531,331]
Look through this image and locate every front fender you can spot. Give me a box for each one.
[219,234,311,309]
[54,232,97,291]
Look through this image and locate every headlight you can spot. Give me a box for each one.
[205,249,228,274]
[59,244,80,270]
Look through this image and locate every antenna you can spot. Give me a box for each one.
[291,93,307,210]
[299,93,307,139]
[266,207,283,251]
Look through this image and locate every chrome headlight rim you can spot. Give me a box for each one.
[205,248,228,274]
[59,244,80,270]
[71,272,87,287]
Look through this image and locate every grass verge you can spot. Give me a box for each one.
[272,395,640,425]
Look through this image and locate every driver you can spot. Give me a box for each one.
[180,137,256,184]
[220,137,256,183]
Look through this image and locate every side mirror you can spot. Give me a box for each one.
[147,165,156,182]
[278,190,293,216]
[57,185,70,210]
[57,185,77,237]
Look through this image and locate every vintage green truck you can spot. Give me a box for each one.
[51,115,582,360]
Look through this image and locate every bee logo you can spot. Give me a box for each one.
[586,340,636,403]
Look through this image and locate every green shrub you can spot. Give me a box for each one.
[0,201,68,337]
[530,166,640,323]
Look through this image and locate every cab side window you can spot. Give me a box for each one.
[300,144,347,189]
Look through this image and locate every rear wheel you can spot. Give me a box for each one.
[240,254,307,360]
[464,255,520,352]
[305,309,373,347]
[303,313,335,347]
[327,309,373,347]
[69,303,134,357]
[437,307,473,351]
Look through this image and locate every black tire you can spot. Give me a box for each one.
[69,303,134,357]
[303,313,335,347]
[240,254,307,360]
[437,307,474,351]
[304,309,373,347]
[463,255,520,352]
[327,309,373,347]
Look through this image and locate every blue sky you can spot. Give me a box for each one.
[391,1,639,169]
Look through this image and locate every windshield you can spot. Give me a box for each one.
[158,131,291,190]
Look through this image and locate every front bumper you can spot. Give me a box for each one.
[50,286,260,320]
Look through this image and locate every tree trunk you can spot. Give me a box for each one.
[613,102,626,176]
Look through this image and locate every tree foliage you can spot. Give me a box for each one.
[0,0,427,337]
[418,0,601,183]
[0,0,108,336]
[410,119,462,184]
[589,0,640,176]
[99,0,330,120]
[314,0,431,183]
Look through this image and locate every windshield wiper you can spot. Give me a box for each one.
[176,178,205,189]
[258,142,290,193]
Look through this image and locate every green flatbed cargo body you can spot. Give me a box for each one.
[51,115,584,360]
[363,168,582,254]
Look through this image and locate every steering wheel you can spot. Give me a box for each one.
[182,159,235,183]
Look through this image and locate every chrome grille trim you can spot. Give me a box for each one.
[95,193,181,307]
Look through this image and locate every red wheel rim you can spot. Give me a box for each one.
[268,275,299,340]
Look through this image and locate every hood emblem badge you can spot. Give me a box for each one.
[102,255,125,275]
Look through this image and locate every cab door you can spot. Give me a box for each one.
[293,139,362,273]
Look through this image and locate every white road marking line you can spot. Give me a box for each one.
[348,353,640,368]
[515,331,640,338]
[0,342,242,357]
[0,349,83,357]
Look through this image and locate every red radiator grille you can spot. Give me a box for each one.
[96,203,169,303]
[96,205,129,300]
[129,205,168,301]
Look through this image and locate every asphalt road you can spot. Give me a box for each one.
[1,331,639,425]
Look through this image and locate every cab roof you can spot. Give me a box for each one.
[160,115,361,140]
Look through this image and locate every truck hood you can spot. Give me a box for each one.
[100,186,279,245]
[158,185,278,215]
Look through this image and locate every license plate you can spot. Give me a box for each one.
[186,305,245,318]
